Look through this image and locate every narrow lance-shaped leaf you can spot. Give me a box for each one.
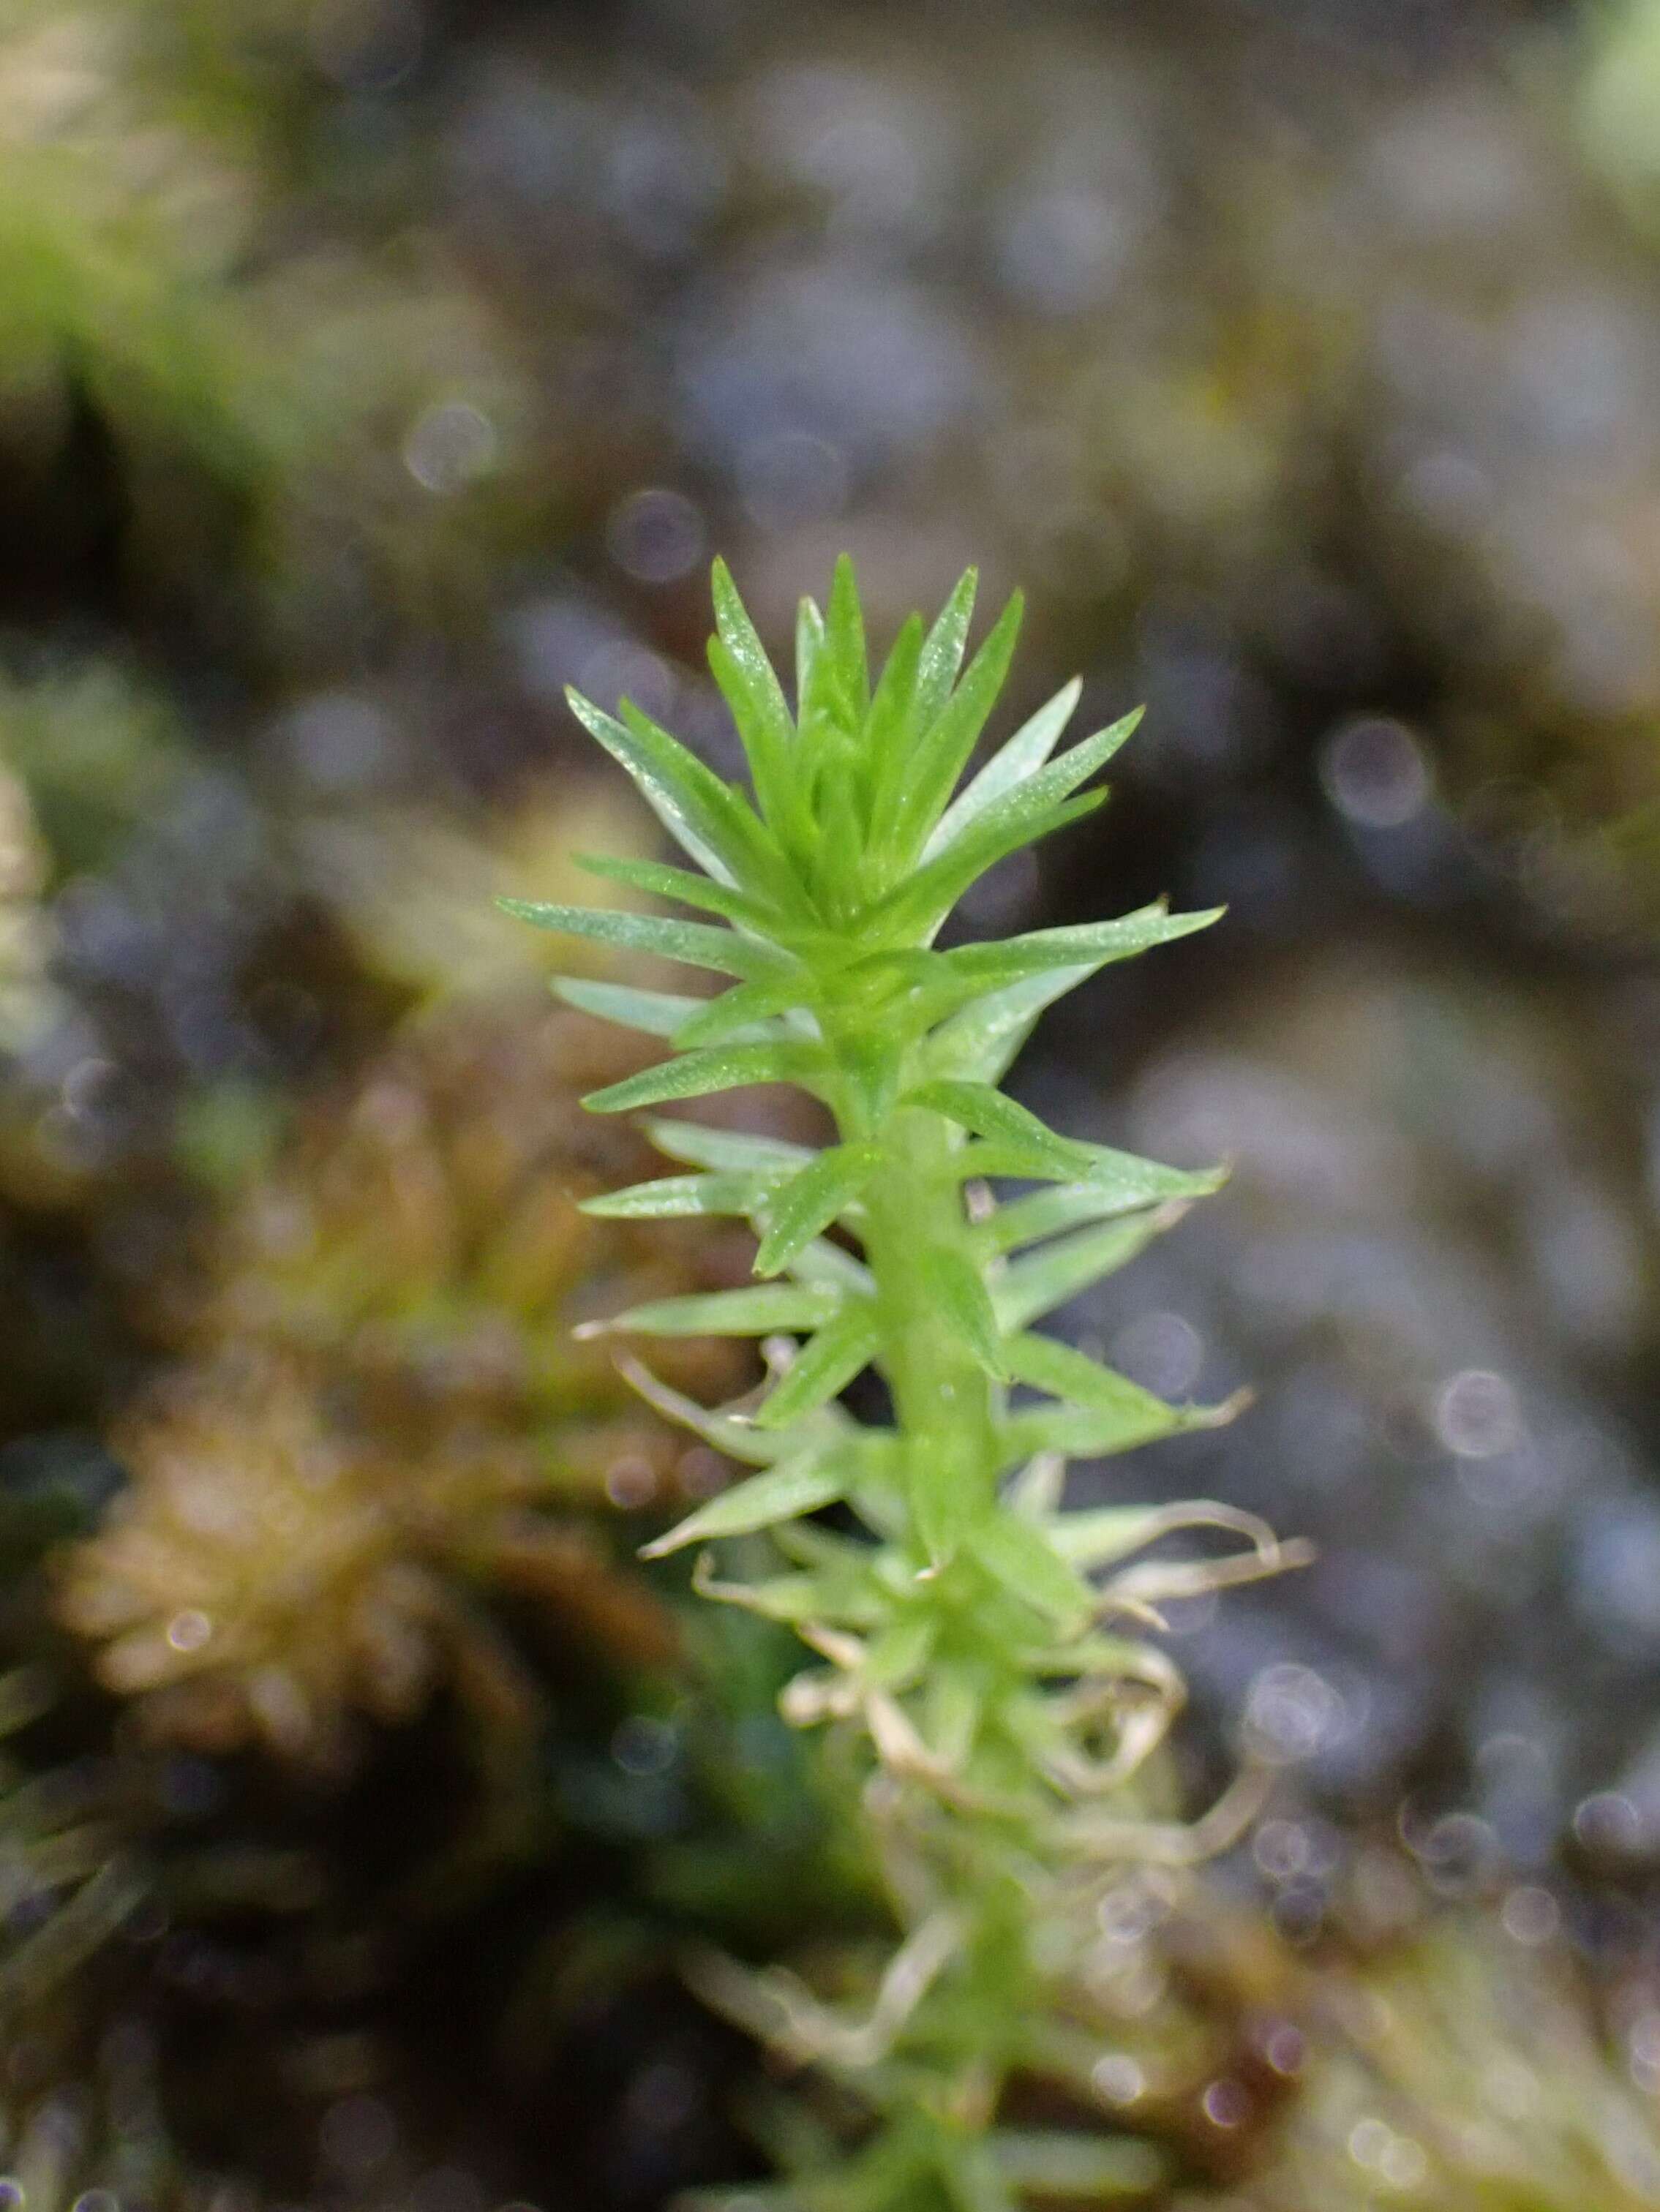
[616,696,803,908]
[795,596,825,719]
[914,566,977,723]
[864,788,1107,949]
[1004,1330,1177,1425]
[580,1170,784,1222]
[708,557,797,831]
[992,1211,1181,1332]
[860,612,924,811]
[782,1237,875,1297]
[552,976,713,1037]
[920,1245,1007,1380]
[574,851,781,930]
[905,1080,1091,1178]
[672,970,819,1047]
[1048,1499,1284,1571]
[640,1451,850,1559]
[565,689,751,889]
[922,963,1096,1086]
[897,903,1228,1063]
[951,1137,1225,1212]
[909,1428,984,1568]
[905,710,1136,899]
[808,741,865,909]
[997,1333,1226,1460]
[499,899,786,982]
[921,679,1083,860]
[615,1352,835,1466]
[754,1141,882,1277]
[815,552,868,729]
[965,1513,1094,1634]
[584,1040,830,1114]
[866,568,975,849]
[582,1283,843,1339]
[941,902,1224,985]
[883,590,1025,860]
[753,1299,883,1430]
[690,1554,887,1629]
[642,1117,816,1176]
[975,1176,1214,1254]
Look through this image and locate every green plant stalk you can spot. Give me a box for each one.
[506,557,1301,2211]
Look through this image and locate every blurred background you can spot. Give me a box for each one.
[10,0,1660,2205]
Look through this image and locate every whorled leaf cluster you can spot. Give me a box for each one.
[510,558,1307,2208]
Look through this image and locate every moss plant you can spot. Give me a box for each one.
[506,558,1303,2210]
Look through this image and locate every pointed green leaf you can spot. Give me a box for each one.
[1048,1500,1278,1571]
[708,557,797,829]
[863,1613,938,1689]
[753,1299,882,1429]
[754,1142,882,1277]
[944,902,1223,985]
[690,1555,887,1628]
[915,567,978,722]
[912,899,1224,1071]
[920,1246,1007,1379]
[920,1664,985,1768]
[865,789,1107,948]
[950,1140,1086,1184]
[953,1140,1225,1211]
[579,1170,782,1221]
[672,971,817,1047]
[729,1516,875,1575]
[643,1118,816,1176]
[1023,1629,1171,1679]
[922,679,1083,860]
[966,1513,1093,1633]
[614,1353,819,1465]
[895,710,1135,903]
[591,1284,843,1338]
[818,552,868,723]
[639,1451,849,1557]
[783,1237,875,1296]
[910,1429,984,1568]
[1004,1330,1173,1418]
[574,851,780,930]
[901,721,1129,927]
[886,590,1024,857]
[999,1333,1187,1458]
[905,1080,1090,1178]
[923,964,1096,1084]
[1074,1143,1225,1208]
[993,1213,1179,1331]
[867,570,975,849]
[566,688,748,888]
[795,595,825,717]
[499,900,785,982]
[583,1041,829,1113]
[863,612,924,786]
[808,745,864,894]
[616,697,803,909]
[552,977,713,1037]
[975,1178,1211,1254]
